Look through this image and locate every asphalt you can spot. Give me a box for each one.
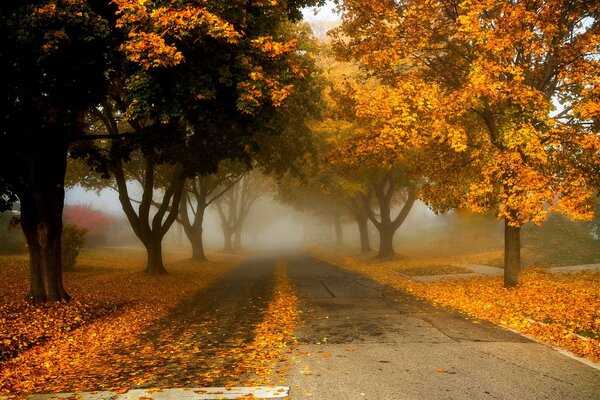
[284,253,600,400]
[21,252,600,400]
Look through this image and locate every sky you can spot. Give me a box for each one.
[302,1,339,23]
[301,1,341,38]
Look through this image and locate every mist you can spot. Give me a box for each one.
[61,184,598,273]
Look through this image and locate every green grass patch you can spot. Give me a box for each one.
[574,329,600,340]
[396,265,472,276]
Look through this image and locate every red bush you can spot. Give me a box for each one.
[63,205,112,234]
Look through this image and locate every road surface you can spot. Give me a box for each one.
[26,251,600,400]
[280,253,599,400]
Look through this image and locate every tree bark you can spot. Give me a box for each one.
[233,227,242,250]
[377,225,395,258]
[504,220,521,288]
[223,228,234,252]
[179,179,210,262]
[144,237,167,274]
[356,211,372,253]
[215,173,259,253]
[190,225,207,261]
[363,172,416,260]
[19,142,70,303]
[112,160,185,274]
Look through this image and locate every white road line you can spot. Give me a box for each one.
[23,386,290,400]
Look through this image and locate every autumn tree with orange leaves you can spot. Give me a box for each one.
[333,0,599,287]
[75,0,323,274]
[322,63,432,258]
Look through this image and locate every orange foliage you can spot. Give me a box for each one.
[0,251,299,397]
[112,0,311,115]
[333,0,600,227]
[228,262,299,385]
[0,249,239,397]
[311,249,600,363]
[113,1,240,69]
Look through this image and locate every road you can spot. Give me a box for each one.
[280,252,600,400]
[26,251,600,400]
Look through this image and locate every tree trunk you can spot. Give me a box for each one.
[377,225,395,259]
[179,183,209,262]
[357,212,372,253]
[223,228,234,252]
[144,237,167,274]
[190,226,207,262]
[333,210,343,247]
[233,227,242,250]
[19,143,70,303]
[364,172,416,260]
[504,220,521,288]
[113,160,185,275]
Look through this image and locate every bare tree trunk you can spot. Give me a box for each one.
[215,173,261,253]
[377,225,395,259]
[504,220,521,288]
[179,179,209,262]
[113,160,185,274]
[189,212,207,261]
[190,225,207,261]
[363,172,416,260]
[19,144,70,303]
[223,228,234,252]
[356,211,372,253]
[144,236,167,274]
[233,227,242,250]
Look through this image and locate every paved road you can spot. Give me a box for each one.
[282,253,600,400]
[25,252,600,400]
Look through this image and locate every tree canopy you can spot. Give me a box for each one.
[332,0,599,285]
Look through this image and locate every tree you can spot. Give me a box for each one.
[333,0,599,286]
[322,68,424,258]
[349,197,373,253]
[0,0,111,302]
[215,172,265,252]
[75,1,323,273]
[178,163,244,261]
[362,170,416,258]
[114,156,185,274]
[178,21,322,260]
[272,56,370,251]
[63,205,112,233]
[63,204,113,246]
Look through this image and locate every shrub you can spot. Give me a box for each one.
[0,212,25,254]
[0,240,25,255]
[62,224,87,270]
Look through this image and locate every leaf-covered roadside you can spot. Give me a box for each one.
[0,248,240,397]
[229,262,299,385]
[310,249,600,363]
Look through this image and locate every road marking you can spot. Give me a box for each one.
[23,386,289,399]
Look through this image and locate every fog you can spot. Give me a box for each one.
[63,185,496,253]
[59,183,596,273]
[64,186,310,251]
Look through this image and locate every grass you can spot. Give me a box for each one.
[385,212,600,269]
[396,265,472,276]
